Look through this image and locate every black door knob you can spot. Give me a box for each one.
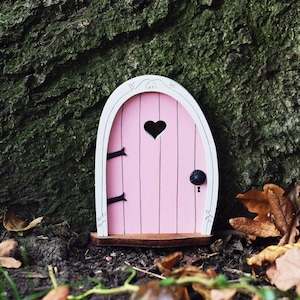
[190,170,206,185]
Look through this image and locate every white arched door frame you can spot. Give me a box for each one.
[95,75,218,238]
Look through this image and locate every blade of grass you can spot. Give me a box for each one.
[0,266,22,300]
[0,271,8,300]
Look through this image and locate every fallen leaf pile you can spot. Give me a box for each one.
[266,247,300,295]
[230,180,300,295]
[247,243,300,267]
[0,210,44,269]
[131,252,238,300]
[229,181,300,244]
[248,243,300,295]
[157,251,221,300]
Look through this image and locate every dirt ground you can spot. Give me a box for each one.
[1,219,275,299]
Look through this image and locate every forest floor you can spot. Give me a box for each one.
[0,218,289,300]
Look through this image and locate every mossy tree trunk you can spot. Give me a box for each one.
[1,0,299,230]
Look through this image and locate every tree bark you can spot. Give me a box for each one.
[0,0,299,230]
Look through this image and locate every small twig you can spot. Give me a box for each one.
[223,267,252,278]
[124,262,165,279]
[201,252,219,259]
[24,272,47,279]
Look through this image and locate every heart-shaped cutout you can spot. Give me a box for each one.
[144,120,166,139]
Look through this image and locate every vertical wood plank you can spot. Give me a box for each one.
[107,108,124,234]
[140,92,160,233]
[159,94,178,233]
[121,95,142,233]
[177,103,196,233]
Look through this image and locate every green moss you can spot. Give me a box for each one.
[0,0,299,230]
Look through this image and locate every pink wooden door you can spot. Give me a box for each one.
[106,92,207,234]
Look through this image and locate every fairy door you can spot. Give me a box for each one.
[94,75,218,244]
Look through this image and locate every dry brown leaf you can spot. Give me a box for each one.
[176,286,190,300]
[280,214,300,245]
[266,247,300,295]
[0,239,21,268]
[191,269,217,300]
[172,265,213,279]
[247,243,300,266]
[3,210,43,232]
[230,183,300,243]
[268,189,295,236]
[192,282,211,300]
[156,252,219,300]
[0,257,22,268]
[130,280,189,300]
[156,251,182,276]
[3,210,26,230]
[42,286,69,300]
[236,191,269,222]
[229,217,280,238]
[157,252,214,280]
[236,184,284,222]
[0,238,18,257]
[283,181,300,211]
